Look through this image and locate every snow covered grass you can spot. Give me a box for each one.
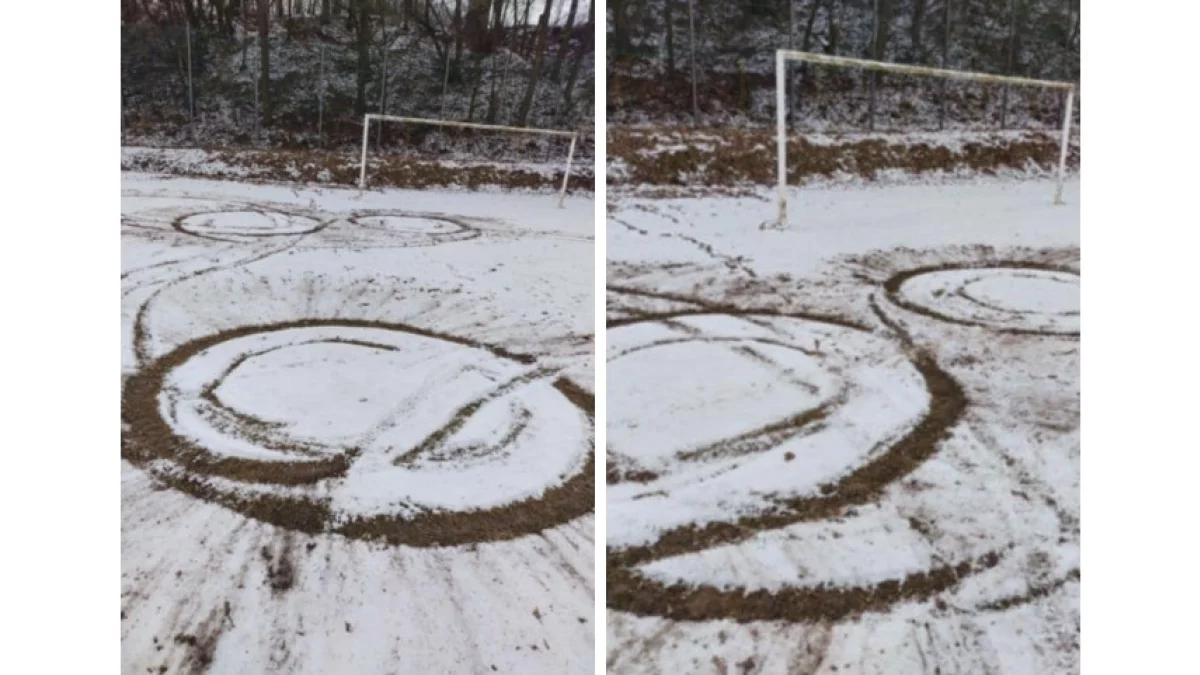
[606,177,1079,674]
[122,174,595,674]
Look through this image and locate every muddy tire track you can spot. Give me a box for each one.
[606,298,1000,622]
[123,319,595,547]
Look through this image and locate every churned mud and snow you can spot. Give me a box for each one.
[121,174,595,675]
[606,177,1080,675]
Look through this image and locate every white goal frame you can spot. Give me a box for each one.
[358,114,579,207]
[774,50,1076,228]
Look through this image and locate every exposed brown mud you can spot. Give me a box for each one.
[123,319,595,547]
[122,147,595,193]
[608,127,1078,188]
[882,262,1080,337]
[606,304,989,622]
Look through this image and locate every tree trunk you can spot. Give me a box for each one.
[453,0,464,75]
[611,0,630,55]
[911,0,926,61]
[515,0,553,126]
[258,0,272,125]
[561,0,592,120]
[518,0,534,58]
[664,0,676,76]
[354,0,370,117]
[321,0,330,23]
[1000,0,1019,128]
[468,53,485,121]
[939,0,951,129]
[182,0,199,28]
[793,0,825,119]
[867,0,892,131]
[549,0,579,82]
[464,0,493,53]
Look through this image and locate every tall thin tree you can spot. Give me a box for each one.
[515,0,554,126]
[258,0,272,126]
[549,0,580,82]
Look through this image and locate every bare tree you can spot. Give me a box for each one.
[561,0,592,120]
[353,0,371,117]
[515,0,554,126]
[258,0,272,125]
[663,0,676,76]
[911,0,926,60]
[549,0,580,82]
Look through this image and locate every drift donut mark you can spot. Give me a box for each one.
[123,319,595,548]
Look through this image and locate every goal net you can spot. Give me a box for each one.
[772,50,1076,228]
[358,114,580,207]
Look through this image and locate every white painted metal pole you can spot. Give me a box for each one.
[359,114,372,189]
[1054,87,1074,205]
[558,135,577,208]
[776,50,788,228]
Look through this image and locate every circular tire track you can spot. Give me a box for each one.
[605,307,1005,623]
[173,208,330,242]
[883,262,1079,337]
[341,211,481,247]
[123,319,594,547]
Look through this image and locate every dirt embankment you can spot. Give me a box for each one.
[121,146,596,193]
[608,127,1079,188]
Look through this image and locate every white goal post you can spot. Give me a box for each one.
[773,50,1076,228]
[358,114,580,207]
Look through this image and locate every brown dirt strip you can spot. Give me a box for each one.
[606,305,993,622]
[123,147,595,193]
[393,367,560,467]
[882,262,1080,337]
[123,319,594,547]
[131,238,303,365]
[977,568,1080,612]
[608,127,1077,188]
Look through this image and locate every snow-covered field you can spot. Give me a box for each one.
[121,174,595,674]
[606,178,1080,674]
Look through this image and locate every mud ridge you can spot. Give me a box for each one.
[123,320,595,547]
[606,306,985,622]
[882,262,1080,337]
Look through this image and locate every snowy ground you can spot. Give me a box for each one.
[121,174,595,674]
[606,177,1080,674]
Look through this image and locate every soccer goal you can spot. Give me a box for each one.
[358,114,580,207]
[773,50,1077,228]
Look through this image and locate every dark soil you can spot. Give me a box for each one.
[608,127,1077,188]
[122,318,595,547]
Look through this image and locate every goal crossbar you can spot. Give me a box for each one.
[774,50,1076,227]
[359,114,580,207]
